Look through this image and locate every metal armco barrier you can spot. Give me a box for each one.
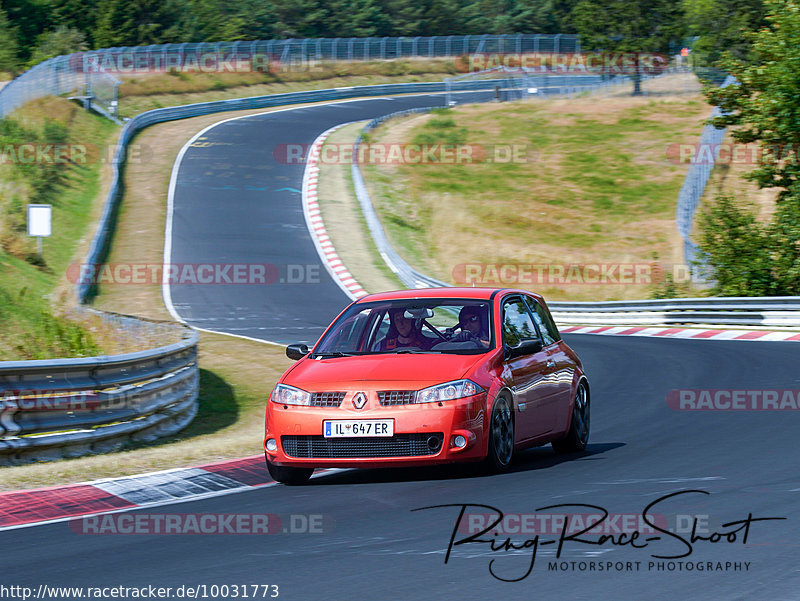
[347,87,800,329]
[548,297,800,327]
[75,78,533,303]
[349,75,639,292]
[0,34,579,119]
[5,75,594,464]
[0,311,198,465]
[675,74,737,270]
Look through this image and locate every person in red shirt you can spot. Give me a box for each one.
[380,308,433,350]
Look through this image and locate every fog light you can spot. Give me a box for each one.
[266,438,277,452]
[453,435,467,448]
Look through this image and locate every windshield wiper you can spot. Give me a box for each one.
[311,351,358,358]
[390,349,442,354]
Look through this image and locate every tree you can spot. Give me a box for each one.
[27,26,87,66]
[1,0,50,60]
[683,0,765,71]
[697,195,776,295]
[93,0,194,47]
[271,0,330,38]
[570,0,685,94]
[49,0,101,45]
[698,0,800,294]
[324,0,391,37]
[0,6,19,74]
[707,0,800,198]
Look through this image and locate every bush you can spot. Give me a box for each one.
[699,186,800,295]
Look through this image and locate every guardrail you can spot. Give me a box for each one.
[23,74,595,465]
[347,83,800,329]
[349,73,653,291]
[1,71,774,464]
[548,297,800,327]
[0,310,198,465]
[0,34,579,120]
[675,74,737,270]
[75,77,536,303]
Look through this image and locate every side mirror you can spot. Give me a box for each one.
[505,338,543,359]
[286,343,309,361]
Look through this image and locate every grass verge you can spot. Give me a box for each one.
[117,59,460,117]
[356,87,714,301]
[0,104,310,490]
[317,123,406,293]
[0,97,125,359]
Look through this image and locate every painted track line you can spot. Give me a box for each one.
[560,325,800,342]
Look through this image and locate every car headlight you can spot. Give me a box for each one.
[416,379,484,403]
[271,384,312,406]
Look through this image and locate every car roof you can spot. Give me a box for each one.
[356,287,544,303]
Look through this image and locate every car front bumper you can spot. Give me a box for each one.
[265,392,488,468]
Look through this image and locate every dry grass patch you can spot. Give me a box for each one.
[0,332,290,491]
[695,130,779,226]
[317,123,404,293]
[359,92,712,300]
[1,104,320,489]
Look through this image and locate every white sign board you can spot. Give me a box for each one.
[27,204,52,237]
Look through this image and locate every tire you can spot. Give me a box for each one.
[265,455,314,485]
[552,380,590,454]
[484,395,515,472]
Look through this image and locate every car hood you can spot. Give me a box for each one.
[284,352,488,390]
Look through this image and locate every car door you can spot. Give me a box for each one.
[501,296,557,440]
[524,295,574,434]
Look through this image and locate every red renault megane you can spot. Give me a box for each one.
[264,288,590,484]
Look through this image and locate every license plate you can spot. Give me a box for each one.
[323,419,394,438]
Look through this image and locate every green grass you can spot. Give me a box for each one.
[0,98,120,359]
[360,92,712,300]
[117,59,462,117]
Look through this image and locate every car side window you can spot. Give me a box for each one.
[502,297,539,347]
[525,297,559,346]
[369,311,391,351]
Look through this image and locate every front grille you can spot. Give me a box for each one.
[378,390,417,406]
[310,392,346,407]
[281,433,443,458]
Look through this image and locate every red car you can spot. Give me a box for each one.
[264,288,590,484]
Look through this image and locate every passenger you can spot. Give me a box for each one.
[380,308,432,350]
[448,305,490,347]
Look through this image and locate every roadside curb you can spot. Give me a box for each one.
[560,325,800,342]
[302,123,368,301]
[0,455,272,530]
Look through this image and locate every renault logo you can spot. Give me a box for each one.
[352,392,368,409]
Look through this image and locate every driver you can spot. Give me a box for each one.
[380,308,432,351]
[447,305,490,347]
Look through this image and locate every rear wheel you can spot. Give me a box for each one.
[484,395,514,472]
[265,455,314,485]
[552,381,590,454]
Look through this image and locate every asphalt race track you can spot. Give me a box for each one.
[4,93,800,600]
[165,92,490,344]
[5,335,800,599]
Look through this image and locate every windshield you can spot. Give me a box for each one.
[313,299,494,356]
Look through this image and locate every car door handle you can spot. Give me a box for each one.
[546,359,555,369]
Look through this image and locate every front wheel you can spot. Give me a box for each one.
[484,395,515,472]
[552,381,590,454]
[266,455,314,485]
